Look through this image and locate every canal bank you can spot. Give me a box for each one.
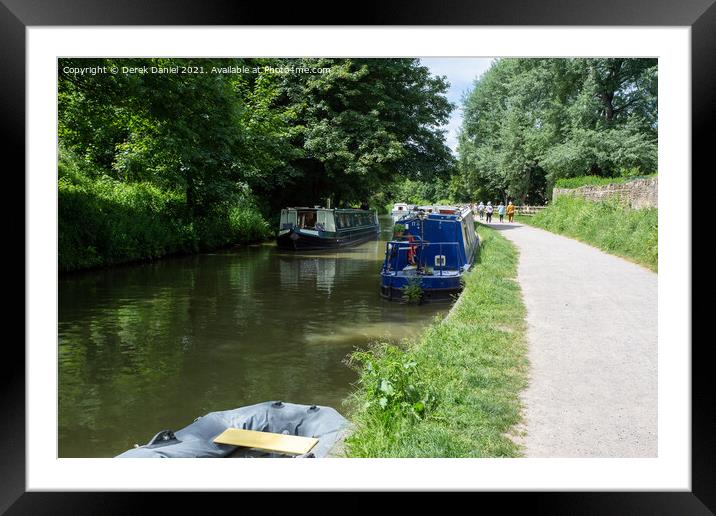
[343,224,529,457]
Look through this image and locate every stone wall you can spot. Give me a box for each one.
[553,176,658,209]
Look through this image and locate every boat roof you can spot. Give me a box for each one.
[402,205,473,221]
[283,207,374,213]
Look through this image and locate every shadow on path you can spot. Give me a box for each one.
[478,222,522,232]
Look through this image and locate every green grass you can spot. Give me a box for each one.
[554,173,656,189]
[517,196,657,271]
[343,225,528,457]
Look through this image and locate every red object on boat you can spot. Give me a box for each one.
[407,234,417,264]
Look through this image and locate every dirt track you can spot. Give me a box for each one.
[484,220,657,457]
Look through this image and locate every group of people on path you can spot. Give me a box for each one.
[474,201,516,223]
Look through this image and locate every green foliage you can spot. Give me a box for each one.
[275,58,455,208]
[58,148,271,271]
[555,173,656,189]
[540,125,657,186]
[522,196,658,270]
[369,174,465,212]
[459,58,658,203]
[347,345,435,426]
[58,57,456,270]
[345,226,528,457]
[401,275,424,304]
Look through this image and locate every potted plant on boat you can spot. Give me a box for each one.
[393,223,406,239]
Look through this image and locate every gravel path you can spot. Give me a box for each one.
[483,220,657,457]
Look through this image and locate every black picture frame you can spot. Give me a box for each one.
[4,0,712,512]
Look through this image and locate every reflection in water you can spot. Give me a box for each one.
[58,217,447,457]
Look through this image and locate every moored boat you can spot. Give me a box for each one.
[277,207,380,250]
[116,401,349,458]
[380,205,479,302]
[417,204,460,215]
[390,202,417,223]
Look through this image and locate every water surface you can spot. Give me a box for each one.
[58,216,447,457]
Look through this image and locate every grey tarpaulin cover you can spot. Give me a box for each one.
[116,401,348,458]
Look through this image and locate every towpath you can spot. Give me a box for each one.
[483,220,657,457]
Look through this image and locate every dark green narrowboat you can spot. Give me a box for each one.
[277,207,380,250]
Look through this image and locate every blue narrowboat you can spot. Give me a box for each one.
[380,205,480,302]
[277,207,380,251]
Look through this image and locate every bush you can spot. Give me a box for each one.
[194,200,272,251]
[59,176,195,271]
[58,152,272,271]
[347,344,435,428]
[555,173,656,189]
[401,275,424,304]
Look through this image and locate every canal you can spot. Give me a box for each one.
[58,216,448,457]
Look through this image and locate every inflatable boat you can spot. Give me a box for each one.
[116,401,349,458]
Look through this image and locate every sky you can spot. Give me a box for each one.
[419,58,495,154]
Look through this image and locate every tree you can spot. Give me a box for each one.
[59,57,295,217]
[458,58,658,203]
[274,58,454,209]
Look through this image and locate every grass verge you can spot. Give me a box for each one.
[343,225,528,457]
[517,196,657,271]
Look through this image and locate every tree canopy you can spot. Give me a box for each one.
[58,57,659,270]
[59,58,454,214]
[458,58,658,204]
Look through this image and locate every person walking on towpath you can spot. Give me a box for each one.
[477,201,485,220]
[485,202,493,223]
[507,201,515,223]
[498,202,505,222]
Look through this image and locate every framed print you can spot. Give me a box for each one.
[5,0,713,512]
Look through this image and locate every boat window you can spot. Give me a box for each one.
[316,211,336,232]
[324,211,336,232]
[297,210,317,229]
[280,209,297,228]
[316,211,326,231]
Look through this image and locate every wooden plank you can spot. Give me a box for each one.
[213,428,318,455]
